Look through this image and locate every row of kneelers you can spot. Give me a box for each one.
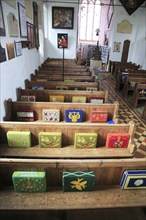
[21,94,104,103]
[11,170,146,193]
[31,86,98,91]
[16,109,113,123]
[6,131,130,148]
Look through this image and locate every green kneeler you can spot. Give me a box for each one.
[12,171,47,193]
[7,131,31,147]
[62,171,95,192]
[74,133,98,148]
[39,132,62,148]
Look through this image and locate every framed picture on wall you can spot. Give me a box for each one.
[27,22,35,49]
[6,43,15,60]
[33,1,39,49]
[18,2,27,37]
[113,42,121,52]
[57,33,68,48]
[14,41,22,57]
[0,43,7,63]
[119,0,146,15]
[52,7,74,29]
[0,0,6,36]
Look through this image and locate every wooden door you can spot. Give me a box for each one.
[121,40,130,63]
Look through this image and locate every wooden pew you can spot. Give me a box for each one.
[0,121,145,210]
[108,61,139,76]
[115,66,141,91]
[25,79,100,91]
[0,157,145,210]
[128,69,146,74]
[4,99,119,123]
[0,120,136,159]
[39,65,88,72]
[123,76,146,98]
[36,69,92,76]
[108,61,120,74]
[16,87,109,103]
[42,59,85,69]
[142,102,146,121]
[131,83,146,108]
[114,63,139,78]
[30,73,96,82]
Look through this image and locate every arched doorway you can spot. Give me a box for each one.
[121,40,130,63]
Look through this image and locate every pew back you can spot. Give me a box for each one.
[123,76,146,97]
[16,87,109,103]
[4,99,118,123]
[36,69,91,76]
[131,83,146,108]
[0,120,135,159]
[25,79,100,91]
[31,73,95,82]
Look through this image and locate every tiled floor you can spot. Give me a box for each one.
[101,74,146,158]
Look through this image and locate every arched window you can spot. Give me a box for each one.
[78,0,101,44]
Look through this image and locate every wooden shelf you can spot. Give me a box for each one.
[0,186,146,210]
[0,145,133,159]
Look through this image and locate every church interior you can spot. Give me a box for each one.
[0,0,146,219]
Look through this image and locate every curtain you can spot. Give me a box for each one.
[99,0,114,46]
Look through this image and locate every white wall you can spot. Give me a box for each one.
[0,0,44,120]
[109,0,146,69]
[45,1,78,59]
